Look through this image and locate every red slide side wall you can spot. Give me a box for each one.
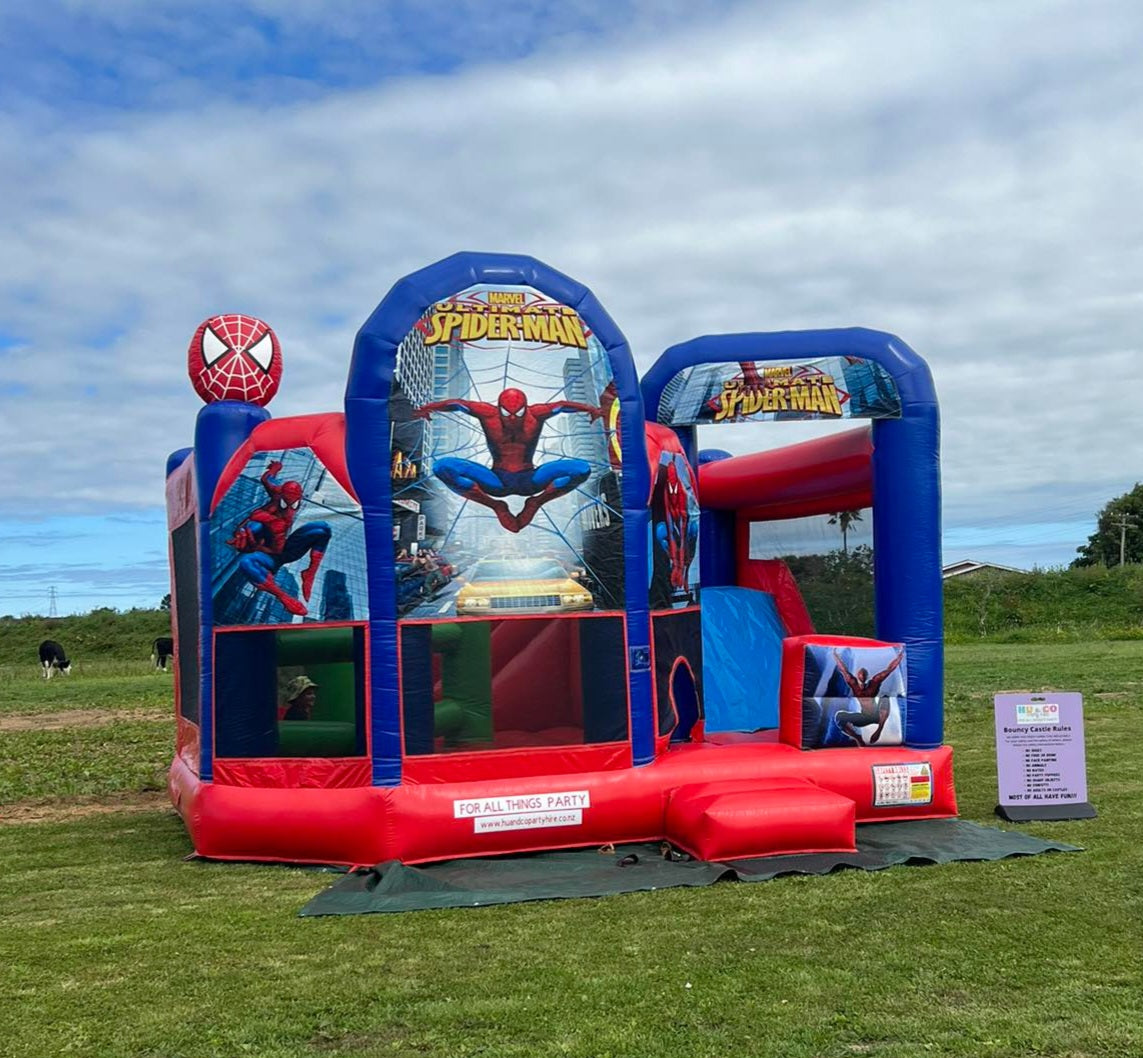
[736,556,816,637]
[490,620,582,730]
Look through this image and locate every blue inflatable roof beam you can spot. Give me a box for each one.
[166,447,194,477]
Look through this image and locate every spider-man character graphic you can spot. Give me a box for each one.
[188,314,282,406]
[829,647,906,747]
[414,388,601,532]
[655,459,698,592]
[738,361,765,390]
[227,460,331,617]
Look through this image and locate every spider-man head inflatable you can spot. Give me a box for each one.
[188,314,282,406]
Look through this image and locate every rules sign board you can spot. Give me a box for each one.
[993,692,1096,822]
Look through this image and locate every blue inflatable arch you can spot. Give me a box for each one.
[641,328,943,748]
[346,252,657,780]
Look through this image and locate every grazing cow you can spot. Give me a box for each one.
[39,640,72,679]
[152,636,174,672]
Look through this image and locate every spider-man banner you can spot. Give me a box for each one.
[389,284,624,620]
[799,642,908,750]
[657,355,902,426]
[648,451,700,610]
[211,448,367,626]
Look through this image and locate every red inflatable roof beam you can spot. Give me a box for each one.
[210,413,355,513]
[697,426,873,513]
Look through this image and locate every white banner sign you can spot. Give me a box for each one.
[454,790,590,834]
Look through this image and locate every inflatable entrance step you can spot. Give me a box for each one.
[665,777,856,861]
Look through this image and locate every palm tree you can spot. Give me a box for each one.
[828,510,863,555]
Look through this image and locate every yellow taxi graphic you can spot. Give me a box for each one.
[455,558,594,616]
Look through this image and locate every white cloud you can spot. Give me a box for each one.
[0,0,1140,581]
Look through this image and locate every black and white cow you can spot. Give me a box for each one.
[39,640,72,679]
[152,636,174,672]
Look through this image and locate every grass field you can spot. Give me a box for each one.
[1,645,1140,1058]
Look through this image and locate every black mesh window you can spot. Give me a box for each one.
[171,518,200,723]
[749,510,875,637]
[214,626,367,759]
[401,616,629,755]
[652,610,703,739]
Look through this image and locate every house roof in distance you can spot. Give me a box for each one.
[942,559,1029,580]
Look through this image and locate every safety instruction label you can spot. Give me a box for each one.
[872,762,933,806]
[453,790,590,834]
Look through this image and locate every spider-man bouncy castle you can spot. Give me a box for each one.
[165,253,955,866]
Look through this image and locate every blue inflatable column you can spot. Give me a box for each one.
[193,400,271,782]
[577,290,655,767]
[166,447,193,477]
[345,385,402,787]
[872,404,943,748]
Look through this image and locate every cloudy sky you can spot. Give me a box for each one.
[1,0,1140,614]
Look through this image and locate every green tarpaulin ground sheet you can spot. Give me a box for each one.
[298,819,1080,917]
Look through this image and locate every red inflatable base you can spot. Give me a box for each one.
[169,741,957,867]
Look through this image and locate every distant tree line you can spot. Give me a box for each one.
[1073,484,1143,568]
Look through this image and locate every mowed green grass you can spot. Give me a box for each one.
[0,658,174,716]
[0,720,171,803]
[0,645,1140,1058]
[0,661,173,804]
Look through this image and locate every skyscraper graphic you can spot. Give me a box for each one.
[658,366,722,424]
[562,354,604,470]
[395,314,434,408]
[321,570,354,622]
[432,337,471,465]
[841,359,900,418]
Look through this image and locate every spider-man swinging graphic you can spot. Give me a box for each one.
[227,460,331,616]
[414,388,602,533]
[656,460,698,593]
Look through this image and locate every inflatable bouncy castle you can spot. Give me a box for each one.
[165,252,955,866]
